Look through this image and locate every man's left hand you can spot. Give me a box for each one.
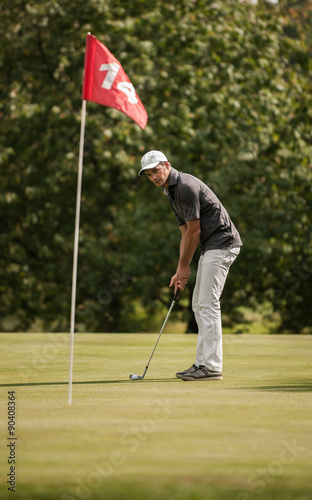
[177,264,191,287]
[170,265,191,292]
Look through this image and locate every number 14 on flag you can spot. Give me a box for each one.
[100,63,138,104]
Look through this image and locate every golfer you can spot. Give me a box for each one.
[139,151,242,381]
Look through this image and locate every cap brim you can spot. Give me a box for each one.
[138,161,160,176]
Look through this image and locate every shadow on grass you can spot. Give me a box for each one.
[254,383,312,392]
[0,378,179,388]
[2,380,311,391]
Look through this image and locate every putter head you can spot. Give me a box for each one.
[129,374,143,380]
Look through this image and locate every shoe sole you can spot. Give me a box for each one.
[180,375,223,381]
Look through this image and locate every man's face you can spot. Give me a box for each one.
[144,162,171,188]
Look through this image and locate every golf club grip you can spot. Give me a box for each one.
[174,288,180,301]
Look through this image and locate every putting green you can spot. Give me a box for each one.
[0,333,311,500]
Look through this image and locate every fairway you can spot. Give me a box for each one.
[0,333,311,500]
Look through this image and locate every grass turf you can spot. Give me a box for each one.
[0,332,311,500]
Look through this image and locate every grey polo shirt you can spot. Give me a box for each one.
[164,167,242,254]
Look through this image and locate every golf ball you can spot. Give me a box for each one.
[130,374,138,380]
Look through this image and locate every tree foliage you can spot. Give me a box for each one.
[0,0,311,332]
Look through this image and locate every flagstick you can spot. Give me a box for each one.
[68,99,87,405]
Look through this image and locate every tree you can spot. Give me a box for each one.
[0,0,311,332]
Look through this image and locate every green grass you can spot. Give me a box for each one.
[0,332,311,500]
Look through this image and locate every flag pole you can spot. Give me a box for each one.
[68,99,87,405]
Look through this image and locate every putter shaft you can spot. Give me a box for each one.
[130,289,179,380]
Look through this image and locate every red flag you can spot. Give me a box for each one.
[82,33,148,129]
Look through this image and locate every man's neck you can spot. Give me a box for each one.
[164,166,172,188]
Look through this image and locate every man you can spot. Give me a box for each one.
[138,150,242,381]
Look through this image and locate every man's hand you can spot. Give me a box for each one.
[177,264,191,286]
[169,265,191,293]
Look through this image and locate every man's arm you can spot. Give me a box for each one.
[170,219,201,292]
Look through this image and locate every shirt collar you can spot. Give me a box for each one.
[163,167,178,195]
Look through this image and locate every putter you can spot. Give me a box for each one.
[129,288,180,380]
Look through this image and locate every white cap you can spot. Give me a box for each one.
[138,150,168,176]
